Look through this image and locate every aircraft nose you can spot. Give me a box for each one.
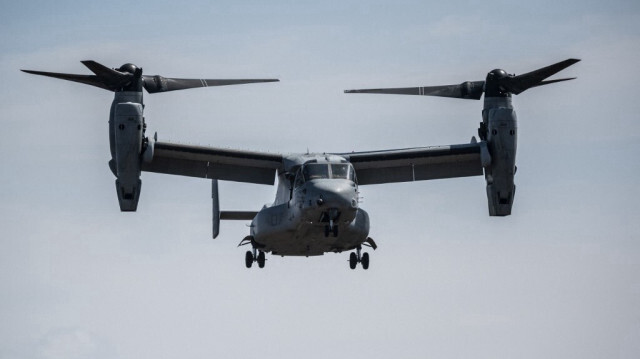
[308,180,358,210]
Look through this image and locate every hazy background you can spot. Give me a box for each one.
[1,1,639,358]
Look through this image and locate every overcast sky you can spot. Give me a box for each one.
[1,1,639,358]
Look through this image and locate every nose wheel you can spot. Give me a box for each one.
[349,245,369,270]
[323,209,340,237]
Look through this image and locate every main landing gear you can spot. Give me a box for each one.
[349,245,370,270]
[239,236,266,269]
[245,247,266,269]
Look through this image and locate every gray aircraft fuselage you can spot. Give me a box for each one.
[250,155,369,256]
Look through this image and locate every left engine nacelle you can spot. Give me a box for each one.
[113,102,143,211]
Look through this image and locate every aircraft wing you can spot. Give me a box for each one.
[339,142,486,185]
[142,141,282,185]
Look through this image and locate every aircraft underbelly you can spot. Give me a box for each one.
[252,205,370,256]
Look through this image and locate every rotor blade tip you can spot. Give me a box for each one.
[566,58,581,65]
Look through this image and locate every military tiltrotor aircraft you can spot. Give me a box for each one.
[22,58,579,269]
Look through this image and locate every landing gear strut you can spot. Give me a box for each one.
[245,246,266,269]
[323,209,339,238]
[349,245,369,270]
[324,223,338,237]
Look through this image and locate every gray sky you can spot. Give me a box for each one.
[1,1,639,358]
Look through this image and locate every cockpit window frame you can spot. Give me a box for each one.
[293,168,305,188]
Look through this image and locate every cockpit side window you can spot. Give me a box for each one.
[350,165,357,184]
[330,164,349,179]
[330,164,357,183]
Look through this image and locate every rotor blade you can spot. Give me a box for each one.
[526,77,577,90]
[345,87,422,95]
[501,58,580,95]
[81,60,122,78]
[345,81,484,100]
[21,69,113,91]
[142,76,279,93]
[80,60,133,89]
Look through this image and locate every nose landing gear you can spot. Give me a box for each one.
[349,245,370,270]
[324,222,338,237]
[322,208,340,237]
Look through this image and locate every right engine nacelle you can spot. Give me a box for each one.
[113,102,143,211]
[483,98,518,216]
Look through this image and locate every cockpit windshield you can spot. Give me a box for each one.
[294,163,357,187]
[303,163,330,180]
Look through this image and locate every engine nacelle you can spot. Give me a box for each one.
[482,98,517,216]
[113,102,143,211]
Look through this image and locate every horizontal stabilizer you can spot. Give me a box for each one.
[220,211,258,220]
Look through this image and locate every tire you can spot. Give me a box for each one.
[361,252,369,270]
[245,251,253,268]
[257,251,266,268]
[349,252,357,270]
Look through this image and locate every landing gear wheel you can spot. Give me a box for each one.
[257,251,266,268]
[349,252,357,270]
[245,251,254,268]
[361,252,369,270]
[348,245,370,270]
